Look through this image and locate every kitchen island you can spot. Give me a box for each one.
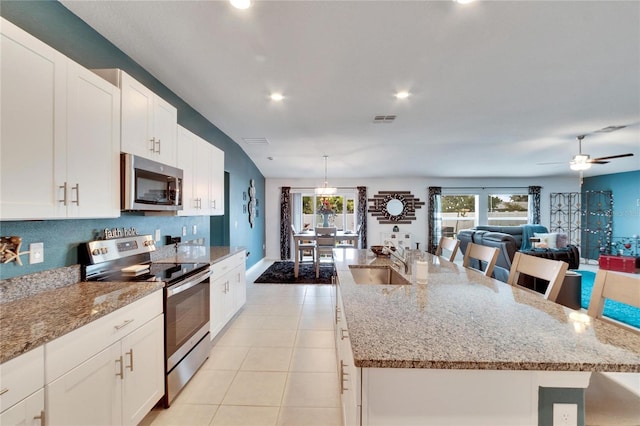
[332,249,640,426]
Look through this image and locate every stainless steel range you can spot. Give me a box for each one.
[80,234,212,407]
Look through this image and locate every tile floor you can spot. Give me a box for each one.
[140,261,342,426]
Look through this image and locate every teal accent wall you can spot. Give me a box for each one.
[0,1,265,279]
[583,170,640,238]
[538,387,585,426]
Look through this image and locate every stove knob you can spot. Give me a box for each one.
[100,247,108,254]
[92,248,100,256]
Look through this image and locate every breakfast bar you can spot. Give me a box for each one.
[332,249,640,426]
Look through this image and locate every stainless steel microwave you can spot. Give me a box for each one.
[121,153,183,211]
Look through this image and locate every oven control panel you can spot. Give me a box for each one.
[83,235,156,264]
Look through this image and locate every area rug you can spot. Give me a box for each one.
[254,261,334,284]
[577,270,640,329]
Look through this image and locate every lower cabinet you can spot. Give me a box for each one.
[45,291,164,426]
[335,282,361,426]
[0,389,44,426]
[210,251,246,339]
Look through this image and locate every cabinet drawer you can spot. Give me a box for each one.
[45,290,162,384]
[0,347,44,413]
[211,252,245,281]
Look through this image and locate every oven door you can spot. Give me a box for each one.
[165,268,211,372]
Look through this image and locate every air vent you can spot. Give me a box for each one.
[242,137,269,145]
[373,115,396,124]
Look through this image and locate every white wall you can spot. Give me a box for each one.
[264,176,580,260]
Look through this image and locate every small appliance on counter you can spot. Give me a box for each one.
[80,234,212,407]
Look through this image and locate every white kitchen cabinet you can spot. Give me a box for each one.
[45,291,163,426]
[94,69,177,166]
[0,347,44,425]
[0,389,44,426]
[209,144,225,216]
[177,125,225,216]
[210,251,246,339]
[335,282,361,426]
[0,18,120,220]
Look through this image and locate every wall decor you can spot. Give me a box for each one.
[248,179,256,228]
[368,191,425,224]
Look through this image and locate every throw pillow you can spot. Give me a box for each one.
[556,233,568,248]
[534,232,557,249]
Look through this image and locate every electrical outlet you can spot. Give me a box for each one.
[29,242,44,264]
[154,229,161,242]
[182,226,187,236]
[192,225,197,235]
[553,403,577,426]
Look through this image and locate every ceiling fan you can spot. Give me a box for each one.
[567,134,634,171]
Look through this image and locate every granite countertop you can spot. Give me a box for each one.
[0,246,245,365]
[0,278,163,364]
[334,249,640,372]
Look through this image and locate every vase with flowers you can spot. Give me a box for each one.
[317,199,336,227]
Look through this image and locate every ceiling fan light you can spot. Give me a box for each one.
[570,161,591,171]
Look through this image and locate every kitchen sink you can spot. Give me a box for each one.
[348,265,409,285]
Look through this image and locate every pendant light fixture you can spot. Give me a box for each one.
[315,155,337,195]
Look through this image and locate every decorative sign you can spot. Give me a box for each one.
[103,227,138,239]
[368,191,424,224]
[248,179,256,228]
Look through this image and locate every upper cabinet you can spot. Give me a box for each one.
[177,126,224,217]
[0,18,120,220]
[93,69,177,166]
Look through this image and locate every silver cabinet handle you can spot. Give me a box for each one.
[341,328,349,340]
[149,137,156,153]
[156,138,161,154]
[72,183,79,205]
[340,360,349,393]
[58,182,68,205]
[115,355,124,379]
[125,349,134,372]
[114,319,134,330]
[34,410,45,426]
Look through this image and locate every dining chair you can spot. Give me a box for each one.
[462,242,499,277]
[587,269,640,327]
[336,223,361,249]
[506,252,568,302]
[435,237,460,262]
[291,224,315,264]
[315,226,337,278]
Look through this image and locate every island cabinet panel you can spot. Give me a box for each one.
[1,18,120,220]
[335,283,361,426]
[0,388,44,426]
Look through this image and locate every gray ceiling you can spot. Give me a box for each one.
[61,0,640,180]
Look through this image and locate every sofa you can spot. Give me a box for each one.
[457,225,580,283]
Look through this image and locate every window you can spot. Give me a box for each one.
[297,192,356,231]
[441,194,478,237]
[487,193,529,226]
[439,188,530,236]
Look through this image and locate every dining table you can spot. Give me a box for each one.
[292,229,359,277]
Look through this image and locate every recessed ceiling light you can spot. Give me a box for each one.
[454,0,475,4]
[230,0,251,9]
[395,91,410,99]
[270,93,284,101]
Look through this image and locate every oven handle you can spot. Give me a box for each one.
[166,267,212,297]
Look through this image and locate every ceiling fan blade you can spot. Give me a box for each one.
[590,153,634,161]
[589,160,610,165]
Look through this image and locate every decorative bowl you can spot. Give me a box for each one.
[370,245,389,257]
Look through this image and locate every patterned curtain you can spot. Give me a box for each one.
[280,186,291,260]
[357,186,368,248]
[528,186,542,224]
[427,187,442,254]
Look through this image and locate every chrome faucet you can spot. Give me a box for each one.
[383,240,410,274]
